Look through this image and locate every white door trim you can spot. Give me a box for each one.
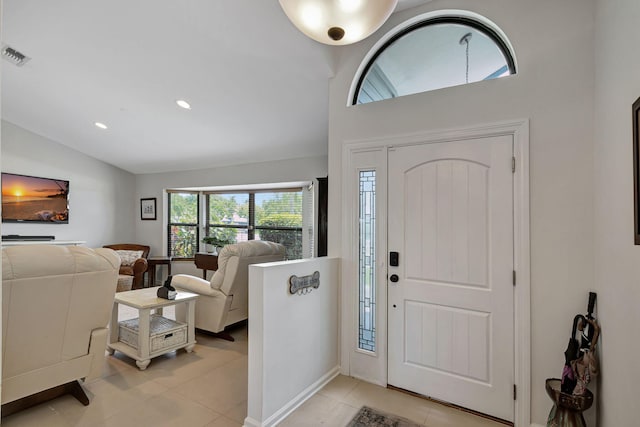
[340,119,530,427]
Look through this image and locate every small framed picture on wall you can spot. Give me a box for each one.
[633,97,640,244]
[140,197,157,221]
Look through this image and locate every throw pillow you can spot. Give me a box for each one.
[116,250,144,266]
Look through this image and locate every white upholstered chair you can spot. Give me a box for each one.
[1,245,120,414]
[172,240,285,340]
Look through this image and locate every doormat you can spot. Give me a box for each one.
[346,406,422,427]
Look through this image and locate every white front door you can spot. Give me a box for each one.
[387,136,514,422]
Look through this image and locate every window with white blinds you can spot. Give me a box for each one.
[167,191,199,259]
[166,183,314,261]
[205,186,314,260]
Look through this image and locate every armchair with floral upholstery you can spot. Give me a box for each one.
[103,244,150,290]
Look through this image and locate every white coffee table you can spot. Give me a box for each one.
[107,287,198,370]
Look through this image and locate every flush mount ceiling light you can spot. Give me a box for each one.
[176,99,191,110]
[279,0,398,45]
[94,122,108,130]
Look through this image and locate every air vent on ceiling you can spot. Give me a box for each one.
[2,45,31,66]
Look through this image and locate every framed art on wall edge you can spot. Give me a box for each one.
[141,197,157,221]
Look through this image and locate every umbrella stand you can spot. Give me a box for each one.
[546,378,593,427]
[546,293,599,427]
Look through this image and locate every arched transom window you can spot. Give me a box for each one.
[352,16,516,105]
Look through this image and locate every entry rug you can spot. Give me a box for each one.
[346,406,422,427]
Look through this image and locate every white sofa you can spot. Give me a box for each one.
[2,245,119,410]
[172,240,285,339]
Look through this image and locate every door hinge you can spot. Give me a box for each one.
[513,384,517,400]
[513,270,516,286]
[512,156,516,173]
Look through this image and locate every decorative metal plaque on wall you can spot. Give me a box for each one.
[289,271,320,295]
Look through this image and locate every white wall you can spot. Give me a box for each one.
[0,118,327,267]
[328,0,595,425]
[593,1,640,426]
[134,155,328,265]
[245,257,340,427]
[1,121,136,247]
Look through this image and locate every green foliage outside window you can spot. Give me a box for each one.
[170,193,198,223]
[169,190,305,260]
[169,192,198,258]
[170,225,197,258]
[255,193,302,223]
[203,228,237,246]
[208,195,239,223]
[257,212,303,259]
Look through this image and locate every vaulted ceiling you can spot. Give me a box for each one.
[2,1,429,174]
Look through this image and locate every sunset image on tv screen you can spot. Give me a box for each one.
[1,173,69,222]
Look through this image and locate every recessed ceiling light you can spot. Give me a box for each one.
[176,99,191,110]
[94,122,108,129]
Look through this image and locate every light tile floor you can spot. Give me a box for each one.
[1,306,507,427]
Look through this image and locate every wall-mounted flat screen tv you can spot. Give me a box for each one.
[1,172,69,223]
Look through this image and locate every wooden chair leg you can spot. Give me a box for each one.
[210,331,235,342]
[196,328,236,342]
[66,380,90,406]
[1,380,90,418]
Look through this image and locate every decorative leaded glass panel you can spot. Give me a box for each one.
[358,170,376,352]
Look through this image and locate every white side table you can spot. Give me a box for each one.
[107,287,198,370]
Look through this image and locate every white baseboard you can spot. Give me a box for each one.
[243,366,340,427]
[243,418,260,427]
[530,423,545,427]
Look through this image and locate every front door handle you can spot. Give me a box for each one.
[389,274,399,283]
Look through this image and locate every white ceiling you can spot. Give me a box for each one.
[1,0,429,174]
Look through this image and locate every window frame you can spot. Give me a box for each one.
[204,192,252,244]
[351,16,517,106]
[167,191,200,260]
[204,188,306,260]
